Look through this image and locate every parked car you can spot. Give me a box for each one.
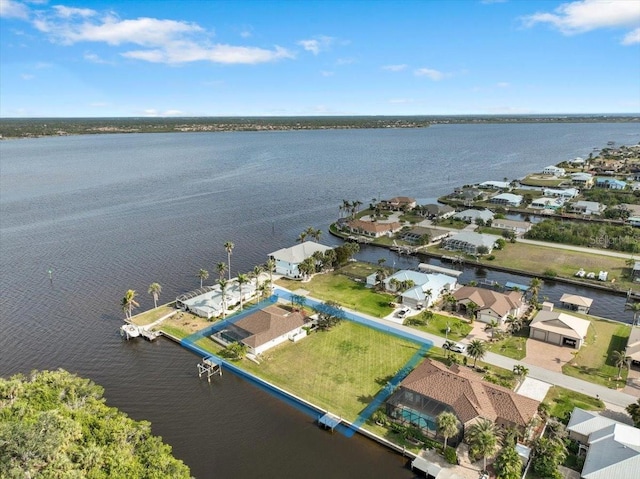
[443,342,466,353]
[396,307,410,318]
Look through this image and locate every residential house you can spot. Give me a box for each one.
[595,177,627,190]
[453,209,494,223]
[399,227,449,245]
[634,261,640,282]
[379,269,457,308]
[212,304,309,355]
[543,187,580,199]
[479,180,511,190]
[345,219,402,238]
[420,203,455,219]
[566,408,640,479]
[490,193,523,207]
[177,281,257,319]
[380,196,417,211]
[542,165,566,176]
[530,197,565,210]
[491,218,532,236]
[571,173,594,189]
[625,326,640,366]
[451,187,486,204]
[386,359,540,445]
[529,310,590,349]
[443,232,499,255]
[560,294,593,314]
[268,241,334,279]
[569,201,605,216]
[569,157,586,166]
[452,286,524,325]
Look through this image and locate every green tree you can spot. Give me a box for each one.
[198,268,209,288]
[122,289,139,320]
[512,364,529,379]
[297,231,307,243]
[611,350,630,380]
[466,339,487,368]
[477,245,489,256]
[216,261,227,281]
[626,398,640,427]
[252,265,263,289]
[465,418,499,471]
[630,302,640,326]
[237,273,249,310]
[494,444,522,479]
[531,436,566,479]
[218,278,228,318]
[265,258,276,292]
[528,277,542,307]
[436,411,460,449]
[466,301,479,320]
[225,342,248,360]
[291,294,307,311]
[298,257,316,279]
[487,318,499,338]
[148,282,162,309]
[314,300,345,331]
[224,241,234,280]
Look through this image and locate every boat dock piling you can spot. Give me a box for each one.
[197,356,222,382]
[318,412,342,432]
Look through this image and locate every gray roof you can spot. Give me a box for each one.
[269,241,333,264]
[446,231,498,249]
[453,209,494,222]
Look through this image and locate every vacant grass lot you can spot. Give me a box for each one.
[276,272,395,318]
[130,304,176,325]
[562,316,631,388]
[406,313,472,342]
[239,321,422,420]
[544,385,604,420]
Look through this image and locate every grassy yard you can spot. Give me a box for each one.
[486,330,528,360]
[239,321,423,420]
[562,316,631,388]
[130,304,176,326]
[276,272,395,318]
[543,385,605,421]
[405,312,472,342]
[339,261,386,280]
[520,175,566,187]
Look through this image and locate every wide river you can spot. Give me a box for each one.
[1,123,639,478]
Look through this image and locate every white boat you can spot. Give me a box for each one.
[598,271,608,281]
[575,268,586,278]
[120,324,140,340]
[586,272,596,279]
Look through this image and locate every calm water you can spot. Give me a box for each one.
[1,123,639,478]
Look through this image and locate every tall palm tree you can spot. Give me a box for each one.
[466,339,487,368]
[216,261,227,281]
[237,273,249,310]
[505,315,521,334]
[612,350,630,380]
[265,259,276,292]
[437,411,460,449]
[218,278,228,318]
[528,277,542,306]
[252,265,263,289]
[465,418,499,472]
[198,269,209,288]
[630,302,640,326]
[224,241,234,280]
[297,231,307,243]
[626,398,640,427]
[122,289,139,320]
[466,301,479,321]
[313,228,322,242]
[487,318,499,339]
[148,282,162,309]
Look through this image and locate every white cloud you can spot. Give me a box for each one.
[297,35,334,55]
[0,0,29,19]
[336,58,354,65]
[382,64,407,71]
[622,27,640,45]
[29,6,293,64]
[20,73,34,80]
[84,52,109,63]
[522,0,640,39]
[320,70,334,77]
[496,82,510,88]
[414,68,445,80]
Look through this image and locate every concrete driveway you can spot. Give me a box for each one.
[523,339,576,373]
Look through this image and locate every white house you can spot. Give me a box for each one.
[268,241,333,279]
[542,188,579,199]
[443,232,499,255]
[177,281,257,319]
[380,270,457,309]
[453,209,494,223]
[542,165,566,176]
[490,193,523,207]
[569,201,605,216]
[479,180,510,189]
[491,218,532,236]
[530,197,565,210]
[571,172,594,188]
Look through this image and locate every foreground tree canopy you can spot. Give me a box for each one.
[0,369,191,479]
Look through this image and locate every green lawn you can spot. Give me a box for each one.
[562,316,632,388]
[339,261,386,280]
[239,321,423,420]
[276,272,395,318]
[543,385,605,421]
[130,304,176,326]
[520,175,566,187]
[405,312,472,342]
[486,329,528,360]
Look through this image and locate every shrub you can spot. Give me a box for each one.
[444,446,458,465]
[486,254,496,261]
[544,269,558,277]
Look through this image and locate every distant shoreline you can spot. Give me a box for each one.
[1,114,638,139]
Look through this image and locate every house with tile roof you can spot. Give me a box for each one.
[268,241,334,279]
[566,408,640,479]
[345,218,402,238]
[212,304,309,355]
[380,196,417,211]
[529,310,590,349]
[386,359,540,446]
[452,286,524,325]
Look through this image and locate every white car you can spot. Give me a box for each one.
[444,342,466,353]
[396,307,410,318]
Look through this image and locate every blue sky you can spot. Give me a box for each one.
[1,0,639,117]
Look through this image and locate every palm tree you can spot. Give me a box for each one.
[437,411,460,449]
[148,282,162,309]
[494,444,522,479]
[237,273,249,310]
[297,231,307,243]
[528,277,542,307]
[443,293,457,312]
[198,269,209,288]
[122,289,139,320]
[630,302,640,326]
[216,262,227,281]
[626,398,640,427]
[466,339,487,368]
[465,418,499,472]
[313,228,322,242]
[611,350,630,380]
[218,278,228,318]
[252,265,263,289]
[265,259,276,292]
[466,301,479,321]
[487,318,499,339]
[224,241,234,280]
[512,364,529,378]
[505,315,522,334]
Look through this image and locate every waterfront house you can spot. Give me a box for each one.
[479,180,511,190]
[625,326,640,366]
[529,310,590,349]
[571,172,594,188]
[399,226,449,245]
[443,232,499,255]
[420,203,455,219]
[379,196,417,211]
[452,286,524,325]
[453,209,494,224]
[386,359,540,445]
[530,197,565,211]
[491,218,532,236]
[569,201,605,216]
[566,408,640,479]
[543,187,580,199]
[345,219,402,238]
[595,177,627,190]
[560,293,593,314]
[542,165,566,177]
[451,187,487,205]
[213,304,309,356]
[269,241,334,279]
[177,281,256,319]
[490,193,523,207]
[379,269,457,308]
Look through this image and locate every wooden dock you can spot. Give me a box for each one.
[318,412,342,432]
[197,357,222,382]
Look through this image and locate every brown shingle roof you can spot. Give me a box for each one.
[347,219,401,234]
[234,305,307,349]
[453,286,523,317]
[400,359,539,427]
